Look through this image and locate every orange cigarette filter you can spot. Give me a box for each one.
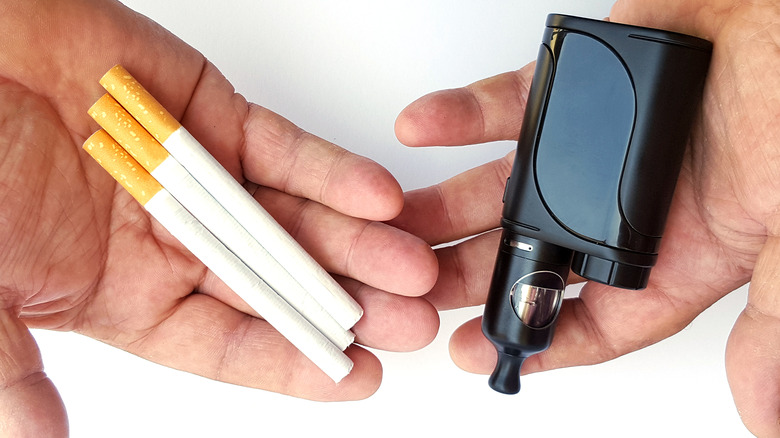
[99,65,182,143]
[83,130,162,206]
[89,93,170,173]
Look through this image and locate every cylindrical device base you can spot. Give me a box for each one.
[482,231,573,393]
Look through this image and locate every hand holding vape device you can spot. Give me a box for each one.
[483,14,712,394]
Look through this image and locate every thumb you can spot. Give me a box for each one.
[726,235,780,438]
[0,308,67,437]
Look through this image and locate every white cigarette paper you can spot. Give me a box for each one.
[82,130,353,382]
[99,65,363,330]
[89,94,354,351]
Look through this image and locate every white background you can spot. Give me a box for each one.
[32,1,753,436]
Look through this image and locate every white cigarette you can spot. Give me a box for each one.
[89,94,354,351]
[82,130,353,382]
[99,65,363,330]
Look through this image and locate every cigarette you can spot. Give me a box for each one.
[89,94,354,351]
[100,65,363,330]
[83,130,353,382]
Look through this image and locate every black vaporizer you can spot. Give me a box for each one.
[482,14,712,394]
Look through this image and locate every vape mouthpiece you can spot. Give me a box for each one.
[489,353,526,394]
[482,234,572,394]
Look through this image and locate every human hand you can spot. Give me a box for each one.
[0,0,438,435]
[393,1,780,435]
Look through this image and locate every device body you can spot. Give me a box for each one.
[482,14,712,394]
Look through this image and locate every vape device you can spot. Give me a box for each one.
[483,14,712,394]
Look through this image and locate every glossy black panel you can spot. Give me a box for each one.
[536,32,635,243]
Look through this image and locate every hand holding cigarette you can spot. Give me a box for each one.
[86,66,365,381]
[0,0,438,434]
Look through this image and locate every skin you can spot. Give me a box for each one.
[394,0,780,436]
[0,0,441,436]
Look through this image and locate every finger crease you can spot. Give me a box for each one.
[575,298,623,364]
[214,314,253,381]
[345,221,372,280]
[452,244,475,307]
[173,57,209,130]
[465,87,489,140]
[510,67,533,110]
[280,128,309,196]
[318,146,349,206]
[433,183,457,239]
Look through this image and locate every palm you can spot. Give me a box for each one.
[0,2,250,367]
[394,1,780,435]
[0,78,198,339]
[0,1,439,435]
